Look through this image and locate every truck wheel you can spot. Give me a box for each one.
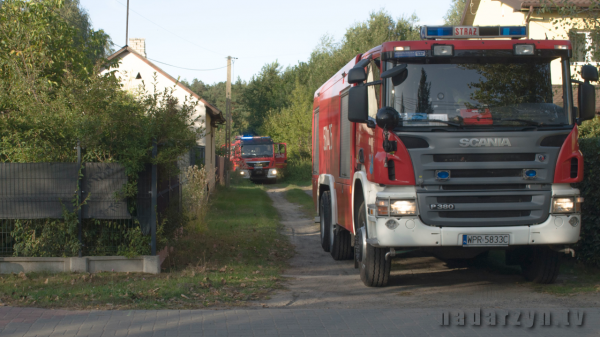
[330,224,353,260]
[356,202,391,287]
[320,191,331,252]
[520,246,561,284]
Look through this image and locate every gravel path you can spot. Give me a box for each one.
[264,186,600,309]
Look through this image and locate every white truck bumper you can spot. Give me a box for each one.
[368,214,581,247]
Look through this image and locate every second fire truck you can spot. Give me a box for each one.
[231,136,287,183]
[312,25,597,287]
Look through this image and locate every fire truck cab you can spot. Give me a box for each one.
[312,25,598,287]
[232,136,287,183]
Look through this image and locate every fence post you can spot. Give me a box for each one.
[150,140,157,256]
[77,140,83,258]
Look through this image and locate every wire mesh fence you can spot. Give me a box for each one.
[0,147,204,257]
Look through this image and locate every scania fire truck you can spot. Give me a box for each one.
[231,136,287,183]
[311,25,598,287]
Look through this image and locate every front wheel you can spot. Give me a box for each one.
[320,191,331,252]
[520,246,561,284]
[356,202,391,287]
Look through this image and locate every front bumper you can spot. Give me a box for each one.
[367,214,581,247]
[239,168,277,179]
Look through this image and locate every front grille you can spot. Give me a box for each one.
[419,190,550,227]
[442,184,527,191]
[438,210,531,218]
[433,153,535,162]
[246,162,269,168]
[451,169,522,178]
[437,195,532,204]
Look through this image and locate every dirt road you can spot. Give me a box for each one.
[264,187,600,309]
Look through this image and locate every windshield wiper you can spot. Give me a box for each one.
[408,119,463,127]
[492,118,540,126]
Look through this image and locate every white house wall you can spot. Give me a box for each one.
[472,0,593,84]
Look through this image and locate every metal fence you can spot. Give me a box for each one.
[0,146,205,257]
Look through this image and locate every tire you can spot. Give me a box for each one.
[320,191,331,252]
[520,246,561,284]
[356,202,391,287]
[330,225,353,260]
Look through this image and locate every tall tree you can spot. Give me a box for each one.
[416,68,433,113]
[444,0,466,25]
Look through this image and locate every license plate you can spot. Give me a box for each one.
[462,234,509,246]
[255,169,263,174]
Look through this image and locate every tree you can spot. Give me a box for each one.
[0,0,200,177]
[416,68,433,113]
[444,0,467,26]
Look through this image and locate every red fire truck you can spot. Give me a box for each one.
[231,136,287,183]
[312,25,597,287]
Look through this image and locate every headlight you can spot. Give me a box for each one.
[376,199,417,216]
[552,197,575,213]
[271,169,277,175]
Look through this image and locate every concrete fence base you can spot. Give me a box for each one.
[0,256,160,274]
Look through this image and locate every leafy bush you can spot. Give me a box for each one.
[281,156,312,183]
[11,206,80,257]
[575,137,600,267]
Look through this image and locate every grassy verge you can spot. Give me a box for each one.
[0,182,293,310]
[285,188,316,218]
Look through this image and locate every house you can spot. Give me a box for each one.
[460,0,600,112]
[104,38,225,189]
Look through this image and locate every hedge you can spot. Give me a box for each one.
[576,137,600,267]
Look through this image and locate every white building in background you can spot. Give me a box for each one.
[103,38,225,190]
[460,0,599,112]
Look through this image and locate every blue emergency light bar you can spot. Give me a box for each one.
[421,25,527,40]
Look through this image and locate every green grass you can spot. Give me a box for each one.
[0,182,294,310]
[285,188,316,217]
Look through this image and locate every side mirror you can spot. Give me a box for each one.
[376,106,401,130]
[348,85,368,122]
[380,64,408,86]
[578,81,596,122]
[347,67,367,84]
[581,64,599,82]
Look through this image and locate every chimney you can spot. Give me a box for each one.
[129,38,146,58]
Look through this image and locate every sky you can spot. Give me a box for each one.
[80,0,453,85]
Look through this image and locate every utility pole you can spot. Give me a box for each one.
[225,56,232,188]
[125,0,130,46]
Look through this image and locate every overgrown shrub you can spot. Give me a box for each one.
[575,137,600,267]
[11,206,79,257]
[281,156,312,183]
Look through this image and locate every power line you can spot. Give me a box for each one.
[113,0,225,57]
[147,58,228,71]
[109,41,227,72]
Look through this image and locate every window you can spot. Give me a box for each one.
[313,109,319,174]
[570,30,598,63]
[339,91,351,178]
[367,59,381,119]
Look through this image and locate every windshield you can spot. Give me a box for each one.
[241,144,273,158]
[385,59,570,129]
